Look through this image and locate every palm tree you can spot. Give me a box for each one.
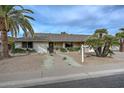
[94,29,108,55]
[0,5,35,58]
[116,28,124,52]
[95,28,108,38]
[86,28,119,57]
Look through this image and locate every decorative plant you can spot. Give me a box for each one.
[116,28,124,52]
[0,5,35,58]
[85,28,119,57]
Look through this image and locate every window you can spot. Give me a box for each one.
[22,42,27,48]
[28,42,33,48]
[65,42,73,48]
[22,42,33,48]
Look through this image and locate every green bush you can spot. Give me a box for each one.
[63,57,67,60]
[11,43,15,52]
[60,48,67,52]
[12,48,36,53]
[27,49,36,53]
[67,47,80,51]
[12,48,26,53]
[55,47,59,50]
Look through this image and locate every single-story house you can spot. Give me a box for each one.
[15,32,89,53]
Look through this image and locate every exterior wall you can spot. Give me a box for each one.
[15,41,120,54]
[33,42,48,53]
[15,42,22,48]
[15,41,49,53]
[53,42,83,48]
[83,45,94,53]
[53,42,63,48]
[83,45,120,53]
[73,42,82,47]
[111,46,119,51]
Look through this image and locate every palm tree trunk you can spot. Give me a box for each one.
[97,47,102,56]
[102,42,109,57]
[120,39,124,52]
[94,47,100,57]
[1,30,9,58]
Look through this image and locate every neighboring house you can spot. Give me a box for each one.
[15,32,89,53]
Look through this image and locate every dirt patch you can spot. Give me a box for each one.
[60,52,124,65]
[0,53,46,74]
[59,52,83,65]
[58,53,82,67]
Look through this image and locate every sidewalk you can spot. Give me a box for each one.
[0,52,124,87]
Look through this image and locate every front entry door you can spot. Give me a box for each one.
[49,42,54,53]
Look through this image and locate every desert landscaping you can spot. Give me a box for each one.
[0,51,124,77]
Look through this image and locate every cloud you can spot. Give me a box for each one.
[23,5,124,35]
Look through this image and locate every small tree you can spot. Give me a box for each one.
[85,28,119,57]
[116,28,124,52]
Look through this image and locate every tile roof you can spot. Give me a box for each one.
[15,33,89,42]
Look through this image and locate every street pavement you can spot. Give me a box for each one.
[27,73,124,88]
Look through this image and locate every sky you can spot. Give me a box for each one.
[18,5,124,36]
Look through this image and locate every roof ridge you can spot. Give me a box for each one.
[35,32,89,36]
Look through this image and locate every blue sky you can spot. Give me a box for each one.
[19,5,124,36]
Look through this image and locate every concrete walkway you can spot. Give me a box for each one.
[0,52,124,87]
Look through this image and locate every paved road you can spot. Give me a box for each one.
[27,73,124,88]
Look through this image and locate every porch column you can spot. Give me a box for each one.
[63,42,65,48]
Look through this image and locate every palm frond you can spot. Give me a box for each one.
[1,5,35,37]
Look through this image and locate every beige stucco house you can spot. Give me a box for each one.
[15,32,89,53]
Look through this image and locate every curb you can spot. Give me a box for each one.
[1,69,124,88]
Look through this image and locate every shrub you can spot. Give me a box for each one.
[12,48,26,53]
[50,54,53,56]
[12,48,36,53]
[63,57,67,60]
[67,47,73,51]
[55,47,59,50]
[67,47,80,52]
[60,48,67,52]
[11,43,15,52]
[27,49,36,53]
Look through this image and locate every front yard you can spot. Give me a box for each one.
[0,53,46,74]
[0,51,124,83]
[64,52,124,65]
